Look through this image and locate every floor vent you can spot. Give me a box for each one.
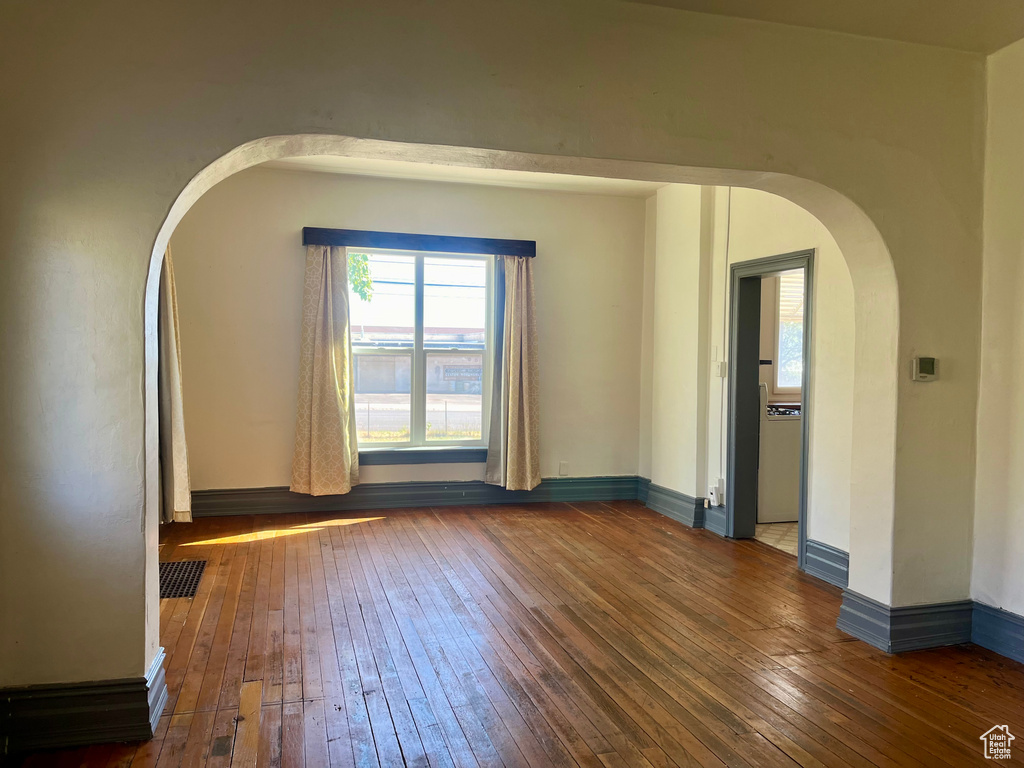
[160,560,207,599]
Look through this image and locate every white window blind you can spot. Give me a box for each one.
[778,270,805,325]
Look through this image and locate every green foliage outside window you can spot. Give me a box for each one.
[348,252,373,302]
[777,320,804,388]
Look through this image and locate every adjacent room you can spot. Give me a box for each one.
[5,2,1024,766]
[143,160,865,765]
[163,161,855,573]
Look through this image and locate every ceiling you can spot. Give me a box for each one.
[621,0,1024,54]
[264,156,666,198]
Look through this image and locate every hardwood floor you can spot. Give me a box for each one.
[19,501,1024,767]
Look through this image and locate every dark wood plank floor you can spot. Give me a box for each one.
[20,501,1024,767]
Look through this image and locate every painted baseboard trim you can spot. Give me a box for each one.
[973,602,1024,664]
[804,539,849,589]
[636,477,651,504]
[885,600,975,653]
[704,504,728,537]
[0,648,167,756]
[192,476,642,517]
[837,591,974,653]
[643,483,705,528]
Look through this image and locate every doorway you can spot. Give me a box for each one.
[726,250,813,569]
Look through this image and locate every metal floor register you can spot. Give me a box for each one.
[159,560,207,599]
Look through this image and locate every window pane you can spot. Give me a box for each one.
[776,269,805,389]
[354,353,411,442]
[424,257,486,350]
[426,352,483,441]
[349,253,414,348]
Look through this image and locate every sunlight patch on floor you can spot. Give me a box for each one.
[180,517,385,546]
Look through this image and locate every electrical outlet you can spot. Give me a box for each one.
[558,461,569,476]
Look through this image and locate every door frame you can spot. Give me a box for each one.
[726,250,814,571]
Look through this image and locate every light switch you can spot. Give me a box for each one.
[912,357,937,381]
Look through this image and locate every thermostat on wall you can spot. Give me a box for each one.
[912,356,937,381]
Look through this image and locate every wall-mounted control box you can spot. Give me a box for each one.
[912,356,937,382]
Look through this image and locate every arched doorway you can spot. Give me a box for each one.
[144,134,899,664]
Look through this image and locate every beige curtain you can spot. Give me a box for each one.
[290,245,360,496]
[485,255,541,490]
[158,247,192,523]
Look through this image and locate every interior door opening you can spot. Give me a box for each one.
[726,251,812,570]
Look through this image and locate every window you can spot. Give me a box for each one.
[349,249,491,448]
[774,268,805,394]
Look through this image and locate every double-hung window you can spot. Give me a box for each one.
[348,249,492,448]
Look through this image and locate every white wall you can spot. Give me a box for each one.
[973,37,1024,618]
[648,186,706,496]
[0,0,987,686]
[169,166,648,489]
[638,197,658,480]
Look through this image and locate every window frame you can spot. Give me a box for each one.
[773,269,805,397]
[349,247,494,450]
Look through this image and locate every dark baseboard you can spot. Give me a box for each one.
[192,476,642,517]
[704,504,728,537]
[973,602,1024,664]
[804,539,849,589]
[1,648,167,756]
[643,483,705,528]
[887,600,974,652]
[636,477,651,504]
[837,591,974,653]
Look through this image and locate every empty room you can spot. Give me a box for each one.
[3,2,1024,766]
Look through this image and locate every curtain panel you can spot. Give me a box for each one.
[158,247,193,523]
[485,255,541,491]
[290,245,360,496]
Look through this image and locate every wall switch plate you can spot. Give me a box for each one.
[558,461,569,476]
[912,356,937,381]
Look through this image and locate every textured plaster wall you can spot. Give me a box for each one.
[0,0,983,685]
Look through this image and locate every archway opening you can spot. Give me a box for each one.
[145,134,899,668]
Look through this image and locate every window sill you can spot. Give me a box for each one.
[359,447,488,466]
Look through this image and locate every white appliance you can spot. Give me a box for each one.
[757,383,801,523]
